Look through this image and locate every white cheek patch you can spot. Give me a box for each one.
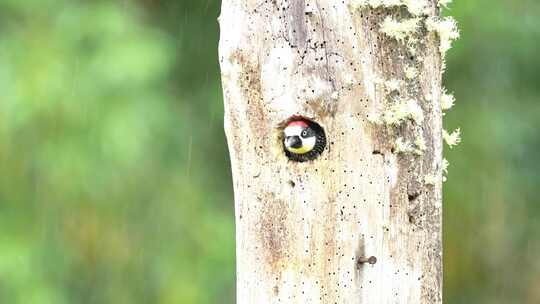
[302,136,316,150]
[284,125,317,154]
[284,125,303,137]
[286,135,316,154]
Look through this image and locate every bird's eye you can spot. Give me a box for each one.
[301,130,308,137]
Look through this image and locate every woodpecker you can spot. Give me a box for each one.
[283,119,326,162]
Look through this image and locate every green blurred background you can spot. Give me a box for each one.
[0,0,538,303]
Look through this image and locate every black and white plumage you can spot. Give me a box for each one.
[283,120,326,162]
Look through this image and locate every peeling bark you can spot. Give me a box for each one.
[219,1,444,303]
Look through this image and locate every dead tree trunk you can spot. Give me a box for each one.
[219,1,448,303]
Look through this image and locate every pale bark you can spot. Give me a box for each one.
[219,1,444,303]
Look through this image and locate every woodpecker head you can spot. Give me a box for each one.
[283,119,326,162]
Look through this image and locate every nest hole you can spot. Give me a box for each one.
[279,116,326,163]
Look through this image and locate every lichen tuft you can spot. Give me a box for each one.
[352,0,429,16]
[383,98,424,125]
[405,66,418,79]
[443,128,461,148]
[380,17,422,43]
[426,16,460,56]
[440,89,455,111]
[438,0,453,8]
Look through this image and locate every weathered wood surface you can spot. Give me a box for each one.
[219,1,445,303]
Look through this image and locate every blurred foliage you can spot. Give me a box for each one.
[0,1,232,303]
[444,1,540,303]
[0,0,538,303]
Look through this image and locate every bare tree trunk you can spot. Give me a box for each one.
[219,1,445,303]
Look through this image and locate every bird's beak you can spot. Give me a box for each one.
[285,136,302,149]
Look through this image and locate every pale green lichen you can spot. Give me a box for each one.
[440,89,455,111]
[351,0,402,9]
[406,37,419,55]
[426,16,460,55]
[425,158,449,185]
[385,78,402,92]
[353,0,460,179]
[367,112,381,124]
[383,98,424,125]
[438,0,452,8]
[402,0,429,16]
[405,65,418,79]
[352,0,429,16]
[442,158,449,175]
[394,137,411,153]
[394,134,425,155]
[442,158,450,182]
[380,17,422,43]
[443,128,461,148]
[414,135,427,153]
[424,174,438,185]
